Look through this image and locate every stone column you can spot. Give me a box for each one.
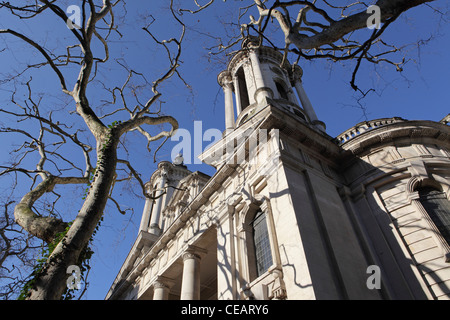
[180,251,201,300]
[249,50,264,89]
[180,246,206,300]
[292,65,326,132]
[294,80,317,120]
[223,82,235,131]
[152,276,175,300]
[149,169,167,235]
[139,196,153,232]
[248,50,272,104]
[218,71,236,132]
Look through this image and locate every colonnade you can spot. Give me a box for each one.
[217,45,326,132]
[152,246,207,300]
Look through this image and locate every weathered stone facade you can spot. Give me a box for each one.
[106,37,450,300]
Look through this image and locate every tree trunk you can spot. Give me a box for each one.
[27,135,118,300]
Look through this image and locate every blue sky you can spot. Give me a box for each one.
[0,1,449,299]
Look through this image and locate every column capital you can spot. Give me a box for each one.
[152,276,175,289]
[218,70,233,89]
[152,275,175,300]
[182,245,207,262]
[160,168,169,178]
[182,251,201,262]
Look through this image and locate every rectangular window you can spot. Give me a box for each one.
[252,211,273,277]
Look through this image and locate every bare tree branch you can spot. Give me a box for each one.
[0,0,186,299]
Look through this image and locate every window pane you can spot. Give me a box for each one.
[275,81,288,100]
[252,211,273,277]
[419,187,450,244]
[237,67,250,110]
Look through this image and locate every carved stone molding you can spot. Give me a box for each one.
[268,269,287,300]
[406,176,450,263]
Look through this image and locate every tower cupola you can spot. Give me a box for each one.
[218,36,326,132]
[139,161,191,237]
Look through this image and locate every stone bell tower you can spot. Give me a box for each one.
[139,155,192,237]
[217,36,326,133]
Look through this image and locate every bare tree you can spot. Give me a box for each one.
[0,197,41,300]
[249,0,440,91]
[0,0,184,299]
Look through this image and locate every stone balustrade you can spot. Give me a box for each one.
[336,117,406,145]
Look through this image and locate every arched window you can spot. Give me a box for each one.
[275,81,288,100]
[241,199,279,283]
[418,187,450,244]
[236,67,250,111]
[250,209,273,278]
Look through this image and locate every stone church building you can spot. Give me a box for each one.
[106,37,450,300]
